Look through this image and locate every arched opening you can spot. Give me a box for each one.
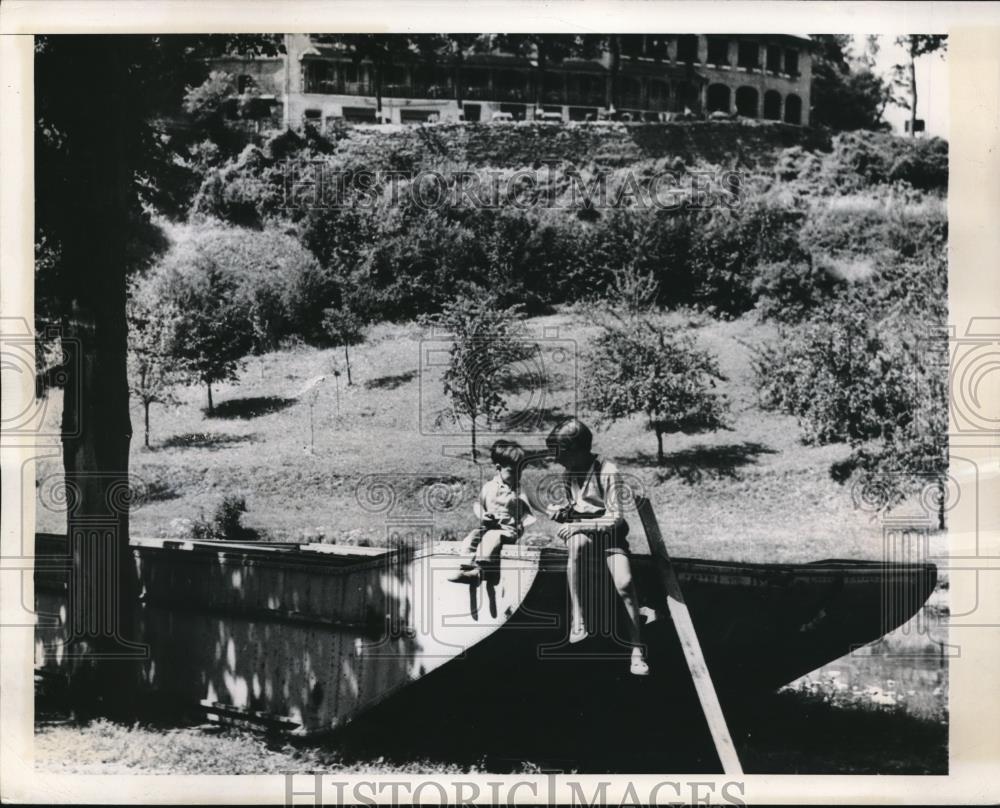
[735,86,758,118]
[763,90,782,120]
[784,93,802,124]
[707,83,730,113]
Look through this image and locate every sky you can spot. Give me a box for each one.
[858,35,949,139]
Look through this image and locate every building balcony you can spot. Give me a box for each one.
[565,88,606,106]
[303,79,376,96]
[463,84,531,102]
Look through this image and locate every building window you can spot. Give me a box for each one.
[675,80,699,112]
[620,35,644,58]
[763,89,782,120]
[707,83,730,113]
[735,86,758,117]
[648,79,669,110]
[340,63,359,84]
[784,48,799,76]
[737,41,759,70]
[707,36,730,67]
[676,35,698,64]
[784,93,802,124]
[765,45,782,73]
[237,74,256,94]
[617,75,642,108]
[647,36,669,60]
[304,61,334,93]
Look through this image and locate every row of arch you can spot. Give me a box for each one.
[706,84,802,124]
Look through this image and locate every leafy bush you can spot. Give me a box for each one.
[184,126,948,332]
[192,494,252,541]
[751,295,947,520]
[752,258,848,323]
[687,193,807,315]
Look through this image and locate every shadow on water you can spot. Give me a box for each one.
[622,442,778,482]
[207,397,296,419]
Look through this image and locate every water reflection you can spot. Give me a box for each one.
[781,600,948,723]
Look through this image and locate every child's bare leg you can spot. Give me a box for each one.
[566,532,592,639]
[477,530,504,566]
[449,528,485,582]
[605,552,642,646]
[460,527,484,565]
[606,552,649,674]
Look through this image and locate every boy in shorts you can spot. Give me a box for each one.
[449,439,533,584]
[545,418,650,676]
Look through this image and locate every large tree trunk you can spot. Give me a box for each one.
[143,400,150,449]
[59,38,144,715]
[909,39,918,136]
[206,381,213,414]
[344,344,352,386]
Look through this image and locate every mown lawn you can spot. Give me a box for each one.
[32,305,948,774]
[34,306,945,564]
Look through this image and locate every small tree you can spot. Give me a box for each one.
[166,254,254,414]
[322,304,366,386]
[584,315,729,464]
[126,278,187,448]
[420,294,535,461]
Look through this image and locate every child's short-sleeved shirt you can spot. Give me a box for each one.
[480,476,532,539]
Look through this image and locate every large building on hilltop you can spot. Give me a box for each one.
[208,34,814,131]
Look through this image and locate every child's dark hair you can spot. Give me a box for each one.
[546,418,593,455]
[490,439,526,468]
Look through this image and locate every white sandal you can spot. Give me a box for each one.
[630,647,650,676]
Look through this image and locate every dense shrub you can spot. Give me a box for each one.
[751,292,947,519]
[687,193,807,315]
[752,258,848,323]
[181,125,947,332]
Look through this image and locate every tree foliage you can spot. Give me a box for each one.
[159,253,255,414]
[809,34,894,131]
[584,315,729,463]
[126,276,188,448]
[751,293,947,524]
[419,295,535,460]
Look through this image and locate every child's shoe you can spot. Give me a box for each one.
[569,619,589,644]
[630,647,650,676]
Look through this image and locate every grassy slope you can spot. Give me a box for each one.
[35,306,943,564]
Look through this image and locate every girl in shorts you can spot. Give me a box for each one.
[545,418,650,676]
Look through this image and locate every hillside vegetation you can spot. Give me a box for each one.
[37,121,949,564]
